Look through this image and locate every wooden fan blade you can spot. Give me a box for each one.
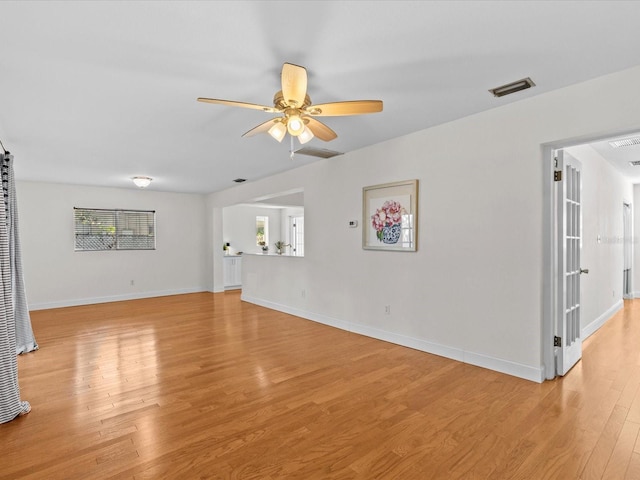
[242,118,281,137]
[304,117,338,142]
[305,100,383,116]
[281,63,308,108]
[197,98,279,113]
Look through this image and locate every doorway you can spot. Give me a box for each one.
[543,132,637,380]
[624,202,632,298]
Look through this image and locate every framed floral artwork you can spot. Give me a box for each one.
[362,179,418,251]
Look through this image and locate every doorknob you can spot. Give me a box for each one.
[580,268,589,274]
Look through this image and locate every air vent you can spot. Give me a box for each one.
[629,161,640,167]
[233,178,246,183]
[610,136,640,148]
[294,147,343,159]
[489,77,536,97]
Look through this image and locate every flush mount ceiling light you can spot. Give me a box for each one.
[489,77,536,98]
[610,136,640,148]
[132,176,152,188]
[198,62,383,145]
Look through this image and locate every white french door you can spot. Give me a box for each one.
[555,150,585,376]
[290,216,304,256]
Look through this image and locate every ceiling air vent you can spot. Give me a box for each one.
[294,147,343,159]
[629,161,640,167]
[610,136,640,148]
[489,77,535,97]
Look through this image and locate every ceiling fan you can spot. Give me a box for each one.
[197,63,383,145]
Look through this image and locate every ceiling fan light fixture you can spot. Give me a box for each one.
[268,122,287,142]
[199,63,382,144]
[298,126,314,144]
[132,176,152,188]
[287,115,305,136]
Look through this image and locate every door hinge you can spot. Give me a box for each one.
[554,336,562,347]
[554,170,562,182]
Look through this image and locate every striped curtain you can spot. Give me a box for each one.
[0,153,31,423]
[2,154,37,354]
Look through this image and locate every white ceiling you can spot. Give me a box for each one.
[2,1,640,194]
[590,134,640,183]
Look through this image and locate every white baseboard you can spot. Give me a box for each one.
[581,299,624,339]
[28,287,209,311]
[241,294,545,383]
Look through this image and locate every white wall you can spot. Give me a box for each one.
[565,145,633,338]
[208,65,640,382]
[222,205,283,255]
[17,181,209,309]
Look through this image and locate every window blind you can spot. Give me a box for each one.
[74,208,156,251]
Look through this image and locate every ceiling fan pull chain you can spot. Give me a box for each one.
[290,135,295,161]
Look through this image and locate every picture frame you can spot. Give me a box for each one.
[362,179,418,251]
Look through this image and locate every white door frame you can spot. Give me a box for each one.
[543,144,557,380]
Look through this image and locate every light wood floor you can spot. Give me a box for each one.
[2,292,640,479]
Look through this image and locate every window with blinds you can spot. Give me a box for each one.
[74,208,156,251]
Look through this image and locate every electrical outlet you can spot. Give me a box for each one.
[385,305,391,314]
[130,280,135,286]
[301,289,306,298]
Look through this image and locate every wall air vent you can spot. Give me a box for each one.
[628,161,640,167]
[610,136,640,148]
[294,147,343,159]
[489,77,536,98]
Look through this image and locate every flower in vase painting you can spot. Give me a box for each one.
[371,200,406,244]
